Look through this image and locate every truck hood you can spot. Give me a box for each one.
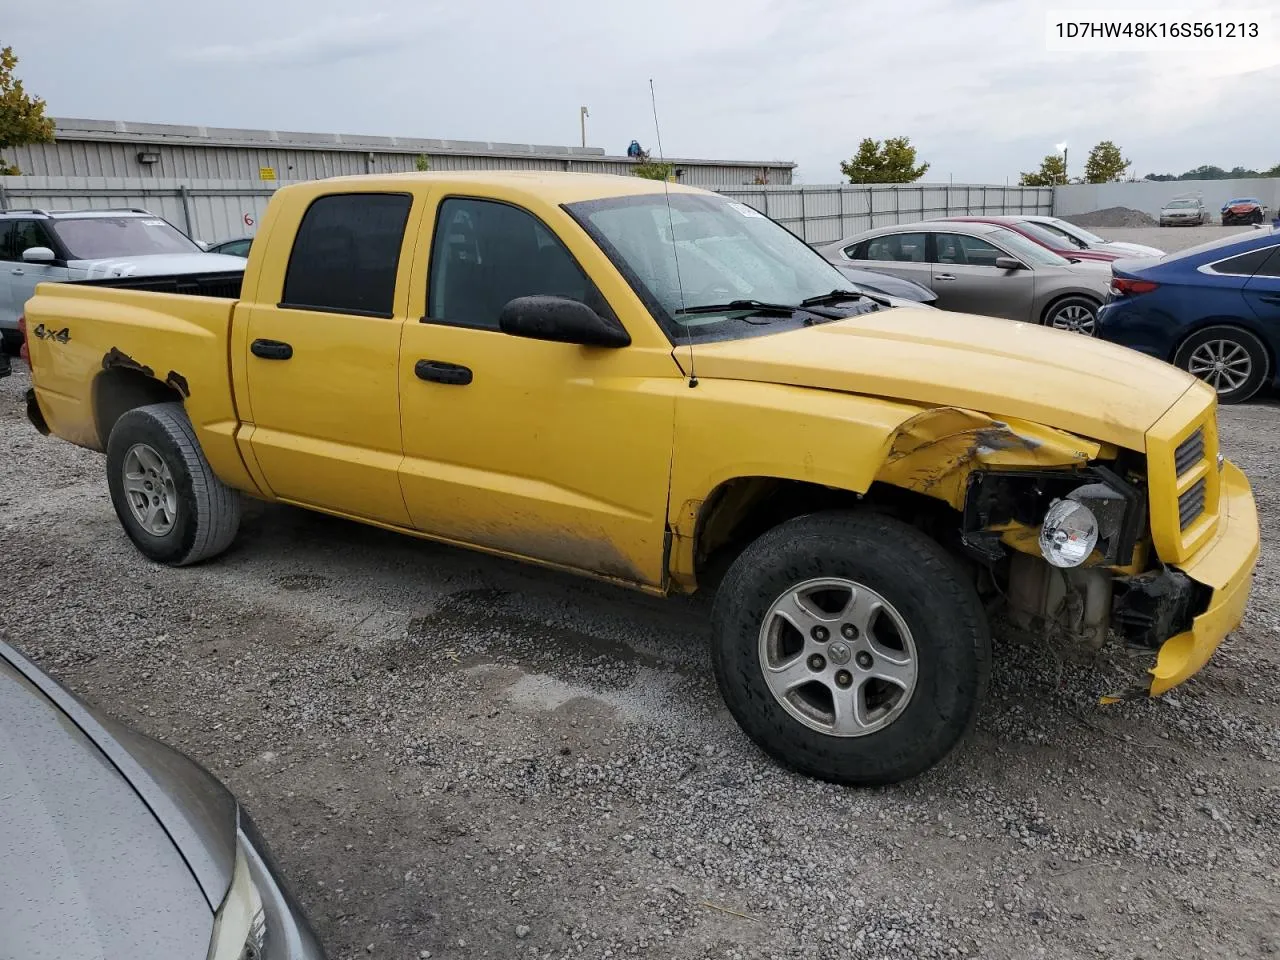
[69,252,248,279]
[690,308,1201,450]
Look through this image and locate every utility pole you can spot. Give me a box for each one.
[580,106,589,148]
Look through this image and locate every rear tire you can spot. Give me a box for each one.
[1174,325,1269,404]
[711,511,991,786]
[1042,295,1100,335]
[106,402,241,565]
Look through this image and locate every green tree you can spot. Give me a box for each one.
[632,160,674,181]
[1019,154,1068,186]
[414,154,430,172]
[1083,140,1131,183]
[0,46,54,176]
[1264,162,1280,177]
[839,137,929,184]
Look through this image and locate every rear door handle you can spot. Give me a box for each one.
[11,268,23,276]
[934,274,957,281]
[251,338,293,360]
[1258,294,1280,305]
[415,359,473,385]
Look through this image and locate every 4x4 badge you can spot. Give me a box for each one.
[32,324,70,344]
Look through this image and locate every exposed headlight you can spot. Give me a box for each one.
[208,834,267,960]
[1038,499,1099,568]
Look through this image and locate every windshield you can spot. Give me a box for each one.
[1016,220,1079,251]
[986,228,1070,266]
[1165,199,1199,209]
[50,216,201,260]
[566,193,857,337]
[1045,218,1105,245]
[1227,198,1259,204]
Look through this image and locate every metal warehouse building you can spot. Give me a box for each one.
[11,117,796,187]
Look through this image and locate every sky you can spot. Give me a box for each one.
[7,0,1280,183]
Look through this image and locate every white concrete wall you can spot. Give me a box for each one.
[1054,178,1280,221]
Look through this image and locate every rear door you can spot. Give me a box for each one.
[4,220,70,323]
[1241,245,1280,330]
[239,190,419,525]
[841,232,933,288]
[929,232,1034,320]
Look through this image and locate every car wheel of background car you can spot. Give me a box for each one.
[106,402,241,565]
[1043,296,1100,335]
[710,511,991,786]
[1174,326,1269,404]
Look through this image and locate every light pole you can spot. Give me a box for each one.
[580,106,589,148]
[1055,141,1068,184]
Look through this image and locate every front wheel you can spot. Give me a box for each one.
[1174,325,1269,404]
[106,402,242,565]
[1043,295,1099,335]
[711,511,991,786]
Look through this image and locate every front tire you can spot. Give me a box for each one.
[711,511,991,786]
[1043,295,1100,335]
[106,403,241,565]
[1174,326,1269,404]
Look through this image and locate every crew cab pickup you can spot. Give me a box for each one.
[21,172,1260,786]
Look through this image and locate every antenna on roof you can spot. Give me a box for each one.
[650,78,696,388]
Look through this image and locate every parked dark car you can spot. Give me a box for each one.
[832,264,938,304]
[1096,227,1280,403]
[208,236,253,257]
[1221,198,1269,226]
[0,640,325,960]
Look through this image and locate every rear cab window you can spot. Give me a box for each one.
[281,193,413,317]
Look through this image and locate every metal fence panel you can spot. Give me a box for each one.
[1,176,1053,246]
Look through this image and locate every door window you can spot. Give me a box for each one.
[426,197,610,330]
[934,233,1003,267]
[281,193,412,317]
[9,221,56,260]
[863,233,927,263]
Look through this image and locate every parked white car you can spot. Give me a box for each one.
[1,208,246,353]
[1017,215,1165,259]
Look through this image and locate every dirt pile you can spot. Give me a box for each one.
[1063,206,1159,229]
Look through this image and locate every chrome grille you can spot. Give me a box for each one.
[1179,477,1208,530]
[1174,427,1205,476]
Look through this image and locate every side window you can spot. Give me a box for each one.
[281,193,412,317]
[842,240,870,260]
[427,197,609,330]
[0,223,15,262]
[864,233,927,263]
[1208,247,1273,277]
[11,220,55,259]
[935,233,1002,267]
[1254,248,1280,278]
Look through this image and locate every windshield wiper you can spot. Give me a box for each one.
[675,299,797,317]
[800,289,864,307]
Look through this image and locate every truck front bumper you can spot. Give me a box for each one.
[1148,460,1258,695]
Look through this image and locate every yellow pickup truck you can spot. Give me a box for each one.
[20,172,1259,786]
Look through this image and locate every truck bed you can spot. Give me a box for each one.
[73,270,244,299]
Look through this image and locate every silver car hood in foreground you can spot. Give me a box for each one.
[0,657,215,959]
[70,251,249,279]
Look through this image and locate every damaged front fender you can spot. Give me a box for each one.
[874,407,1109,510]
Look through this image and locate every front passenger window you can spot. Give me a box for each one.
[426,197,610,330]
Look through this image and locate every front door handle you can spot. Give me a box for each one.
[251,338,293,360]
[415,359,473,385]
[11,268,23,276]
[934,274,957,281]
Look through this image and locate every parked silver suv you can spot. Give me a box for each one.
[0,208,246,353]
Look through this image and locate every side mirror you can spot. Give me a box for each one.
[194,239,210,251]
[498,295,631,348]
[22,247,56,264]
[994,256,1025,271]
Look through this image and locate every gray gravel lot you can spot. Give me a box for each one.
[2,248,1279,959]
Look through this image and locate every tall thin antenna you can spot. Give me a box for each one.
[650,78,696,388]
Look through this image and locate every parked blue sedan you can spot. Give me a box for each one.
[1095,228,1280,403]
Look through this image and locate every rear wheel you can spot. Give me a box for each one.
[711,511,991,786]
[1174,325,1269,404]
[106,402,241,565]
[1043,295,1100,335]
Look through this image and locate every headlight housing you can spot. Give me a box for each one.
[208,834,267,960]
[1038,499,1099,568]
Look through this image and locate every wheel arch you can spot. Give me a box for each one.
[92,365,186,451]
[1039,290,1102,326]
[1170,318,1275,382]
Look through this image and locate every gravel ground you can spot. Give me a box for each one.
[3,339,1279,959]
[1101,224,1260,253]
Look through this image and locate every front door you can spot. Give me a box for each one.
[929,232,1035,320]
[1242,246,1280,326]
[241,191,418,526]
[397,196,678,587]
[844,232,933,289]
[3,220,70,326]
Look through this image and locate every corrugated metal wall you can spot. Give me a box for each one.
[9,139,793,187]
[717,184,1055,244]
[1054,178,1280,221]
[0,177,1053,246]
